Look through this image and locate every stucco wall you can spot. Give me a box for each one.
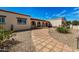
[48,18,63,27]
[70,25,79,30]
[0,11,31,31]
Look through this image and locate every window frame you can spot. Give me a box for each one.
[0,16,6,24]
[17,17,27,25]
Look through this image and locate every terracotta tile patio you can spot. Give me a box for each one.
[32,29,74,52]
[9,28,75,52]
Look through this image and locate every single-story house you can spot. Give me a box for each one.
[0,10,31,31]
[30,18,50,29]
[70,25,79,30]
[0,10,50,31]
[48,17,66,27]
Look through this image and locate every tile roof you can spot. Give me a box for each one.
[31,18,49,22]
[0,9,30,17]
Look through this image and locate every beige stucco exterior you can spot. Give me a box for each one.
[70,25,79,30]
[0,11,31,31]
[30,18,50,29]
[48,18,65,27]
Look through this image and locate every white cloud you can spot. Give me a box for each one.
[74,10,79,13]
[69,10,79,18]
[72,10,79,15]
[44,12,49,19]
[74,7,79,11]
[56,10,66,16]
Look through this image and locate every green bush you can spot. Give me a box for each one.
[0,29,12,42]
[56,27,70,33]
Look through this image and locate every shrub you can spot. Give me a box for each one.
[0,29,12,43]
[56,27,70,33]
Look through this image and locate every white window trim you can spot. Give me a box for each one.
[17,18,27,25]
[0,17,5,24]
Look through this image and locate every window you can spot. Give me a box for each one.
[17,18,27,24]
[0,17,5,24]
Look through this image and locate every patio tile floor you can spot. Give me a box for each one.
[32,29,74,52]
[9,28,74,52]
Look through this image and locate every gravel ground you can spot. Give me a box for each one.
[48,28,79,50]
[9,30,34,52]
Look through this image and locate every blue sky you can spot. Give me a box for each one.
[0,7,79,21]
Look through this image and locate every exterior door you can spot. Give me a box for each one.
[11,24,14,31]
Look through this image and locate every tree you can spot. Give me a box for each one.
[72,20,79,25]
[66,21,72,25]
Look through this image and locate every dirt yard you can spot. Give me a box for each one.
[49,28,79,50]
